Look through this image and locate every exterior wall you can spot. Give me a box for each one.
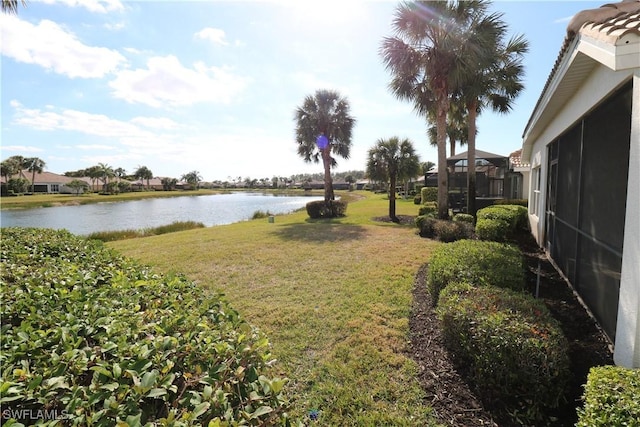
[526,66,638,367]
[615,71,640,368]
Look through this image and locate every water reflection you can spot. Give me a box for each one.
[0,192,323,235]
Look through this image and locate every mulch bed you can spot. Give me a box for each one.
[405,226,614,426]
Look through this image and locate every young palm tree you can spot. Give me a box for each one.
[367,137,421,223]
[461,25,528,216]
[294,89,355,204]
[24,157,45,194]
[427,101,469,157]
[381,0,496,219]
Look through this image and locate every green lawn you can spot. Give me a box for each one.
[108,191,442,426]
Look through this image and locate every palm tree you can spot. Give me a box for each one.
[24,157,45,194]
[134,166,153,190]
[367,137,421,223]
[381,0,495,219]
[2,0,25,14]
[294,89,356,204]
[97,163,114,193]
[427,101,469,157]
[181,170,202,190]
[1,156,23,183]
[460,23,528,216]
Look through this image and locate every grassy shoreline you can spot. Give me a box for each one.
[108,191,442,425]
[0,188,325,210]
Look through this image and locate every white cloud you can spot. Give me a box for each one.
[11,101,152,139]
[39,0,125,13]
[0,15,126,78]
[0,145,44,153]
[75,144,118,150]
[109,55,249,107]
[195,27,228,46]
[131,116,180,129]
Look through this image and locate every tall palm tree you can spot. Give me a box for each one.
[460,18,528,216]
[24,157,45,194]
[367,137,421,223]
[2,0,25,14]
[427,101,469,157]
[294,89,356,204]
[381,0,495,219]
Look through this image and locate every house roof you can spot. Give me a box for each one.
[0,170,76,184]
[522,0,640,160]
[447,149,507,161]
[509,149,530,171]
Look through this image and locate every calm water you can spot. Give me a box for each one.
[0,192,323,235]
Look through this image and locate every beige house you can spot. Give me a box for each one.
[522,1,639,367]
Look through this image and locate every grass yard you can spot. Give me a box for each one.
[108,191,442,425]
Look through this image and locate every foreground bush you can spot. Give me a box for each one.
[437,282,570,425]
[415,217,472,242]
[306,200,347,219]
[427,239,524,304]
[0,228,290,426]
[576,365,640,427]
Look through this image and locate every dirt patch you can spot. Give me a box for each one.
[372,215,416,225]
[408,232,614,426]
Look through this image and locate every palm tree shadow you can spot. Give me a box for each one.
[271,222,367,242]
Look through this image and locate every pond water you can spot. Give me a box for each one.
[0,192,323,235]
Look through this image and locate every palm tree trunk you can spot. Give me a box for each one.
[389,174,398,222]
[322,146,334,203]
[31,170,36,193]
[436,98,450,220]
[449,137,456,157]
[467,100,478,217]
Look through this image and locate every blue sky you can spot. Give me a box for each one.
[1,0,601,182]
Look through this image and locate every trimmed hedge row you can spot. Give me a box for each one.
[427,239,525,305]
[475,204,529,242]
[421,187,438,203]
[0,228,291,426]
[305,200,347,219]
[415,216,473,243]
[427,239,570,425]
[576,365,640,427]
[437,283,570,424]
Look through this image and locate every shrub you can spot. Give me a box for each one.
[418,202,437,216]
[252,210,273,219]
[421,187,438,203]
[413,194,422,205]
[475,218,511,242]
[477,204,529,233]
[432,220,473,243]
[437,282,570,425]
[306,199,347,219]
[576,365,640,427]
[494,198,528,207]
[0,228,290,426]
[427,239,524,304]
[452,213,474,224]
[415,215,437,238]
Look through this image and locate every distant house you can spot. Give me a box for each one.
[507,149,530,201]
[0,170,90,194]
[521,1,639,367]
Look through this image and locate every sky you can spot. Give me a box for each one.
[1,0,603,182]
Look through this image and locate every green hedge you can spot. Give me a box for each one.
[494,198,528,207]
[421,187,438,203]
[418,202,437,216]
[305,199,347,219]
[0,228,290,426]
[427,240,524,304]
[452,213,474,224]
[437,282,570,425]
[475,218,511,242]
[576,365,640,427]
